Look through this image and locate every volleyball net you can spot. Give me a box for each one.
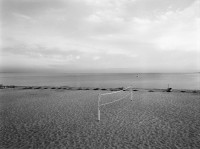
[97,86,133,121]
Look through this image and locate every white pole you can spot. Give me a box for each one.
[131,87,133,101]
[98,94,101,121]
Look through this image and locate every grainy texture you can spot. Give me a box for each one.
[0,89,200,148]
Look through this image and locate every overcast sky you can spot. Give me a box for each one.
[0,0,200,73]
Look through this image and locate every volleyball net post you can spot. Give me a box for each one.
[98,93,101,121]
[97,86,133,121]
[130,86,133,101]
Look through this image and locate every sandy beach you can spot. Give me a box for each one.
[2,0,199,148]
[1,87,200,148]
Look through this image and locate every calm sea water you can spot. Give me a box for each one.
[0,73,199,90]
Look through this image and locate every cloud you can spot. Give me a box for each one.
[93,56,101,60]
[1,0,199,72]
[2,41,81,59]
[151,0,200,51]
[1,0,65,16]
[124,0,196,19]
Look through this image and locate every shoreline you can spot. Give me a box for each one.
[1,85,199,94]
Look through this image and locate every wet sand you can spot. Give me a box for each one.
[1,85,200,93]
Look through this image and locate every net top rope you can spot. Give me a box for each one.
[99,94,130,106]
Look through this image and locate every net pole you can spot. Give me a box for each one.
[98,94,101,121]
[131,86,133,101]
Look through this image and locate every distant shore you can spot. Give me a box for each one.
[1,85,199,94]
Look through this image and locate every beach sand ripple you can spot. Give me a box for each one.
[0,89,200,148]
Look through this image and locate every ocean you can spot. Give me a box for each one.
[0,73,199,90]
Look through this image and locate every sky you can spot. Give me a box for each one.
[0,0,200,73]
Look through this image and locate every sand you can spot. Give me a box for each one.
[0,87,200,148]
